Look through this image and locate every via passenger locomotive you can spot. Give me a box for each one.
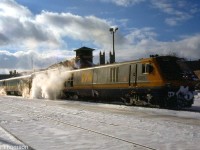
[64,55,198,109]
[0,55,198,109]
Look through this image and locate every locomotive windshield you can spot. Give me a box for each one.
[156,56,198,81]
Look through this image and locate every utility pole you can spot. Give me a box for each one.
[31,55,34,72]
[109,27,118,63]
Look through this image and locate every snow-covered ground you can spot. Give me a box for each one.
[0,126,29,150]
[0,95,200,150]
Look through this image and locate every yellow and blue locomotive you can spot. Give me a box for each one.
[64,55,198,109]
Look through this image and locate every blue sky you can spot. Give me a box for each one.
[0,0,200,73]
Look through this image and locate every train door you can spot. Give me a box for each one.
[129,63,137,87]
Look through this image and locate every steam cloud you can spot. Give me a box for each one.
[31,67,71,99]
[0,88,6,96]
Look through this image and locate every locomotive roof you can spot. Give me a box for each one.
[68,55,181,72]
[0,74,32,82]
[0,55,180,81]
[74,46,94,52]
[68,57,154,73]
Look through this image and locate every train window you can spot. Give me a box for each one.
[146,64,153,73]
[142,64,153,74]
[110,67,119,82]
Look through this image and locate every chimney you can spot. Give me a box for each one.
[109,51,115,64]
[99,51,105,65]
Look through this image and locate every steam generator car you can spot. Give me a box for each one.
[0,55,198,109]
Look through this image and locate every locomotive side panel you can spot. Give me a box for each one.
[73,71,81,86]
[71,69,94,97]
[94,64,130,100]
[93,64,130,89]
[93,67,110,84]
[3,79,21,95]
[73,69,93,87]
[117,64,130,84]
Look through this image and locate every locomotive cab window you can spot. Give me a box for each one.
[142,64,153,74]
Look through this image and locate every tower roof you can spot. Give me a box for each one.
[74,46,94,52]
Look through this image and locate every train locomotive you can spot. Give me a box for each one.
[0,55,199,109]
[64,55,198,109]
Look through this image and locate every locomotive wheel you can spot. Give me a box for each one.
[72,95,79,100]
[176,98,184,110]
[166,97,184,110]
[124,97,135,106]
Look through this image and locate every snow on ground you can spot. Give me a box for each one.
[0,125,29,150]
[191,92,200,111]
[0,95,200,150]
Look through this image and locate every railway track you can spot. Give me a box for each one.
[0,124,35,150]
[1,100,156,150]
[182,106,200,113]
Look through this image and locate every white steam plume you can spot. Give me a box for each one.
[0,88,7,96]
[21,86,31,98]
[31,67,71,99]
